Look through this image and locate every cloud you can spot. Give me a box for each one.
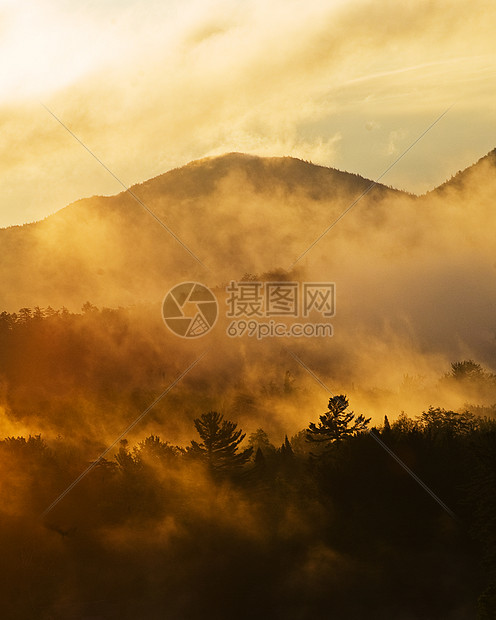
[386,128,408,155]
[0,0,495,226]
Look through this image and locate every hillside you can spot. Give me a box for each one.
[1,149,496,412]
[1,151,496,620]
[0,153,406,311]
[428,148,496,196]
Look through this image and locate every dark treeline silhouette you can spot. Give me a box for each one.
[1,306,496,617]
[0,398,495,619]
[0,303,319,442]
[2,305,496,433]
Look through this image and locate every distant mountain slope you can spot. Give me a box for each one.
[134,152,401,202]
[1,150,496,420]
[0,153,406,311]
[428,148,496,196]
[0,149,495,314]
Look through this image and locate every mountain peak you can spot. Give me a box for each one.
[131,152,401,207]
[430,147,496,195]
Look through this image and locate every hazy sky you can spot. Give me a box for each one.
[1,0,495,227]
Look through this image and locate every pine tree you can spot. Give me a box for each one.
[280,435,294,459]
[307,395,371,445]
[254,446,266,467]
[383,415,391,434]
[248,428,276,456]
[189,411,253,472]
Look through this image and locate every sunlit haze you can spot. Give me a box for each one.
[1,0,495,227]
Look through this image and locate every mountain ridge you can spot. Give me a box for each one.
[0,149,495,312]
[3,152,405,232]
[427,147,496,196]
[4,148,495,232]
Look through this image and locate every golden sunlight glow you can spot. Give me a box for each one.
[1,0,495,228]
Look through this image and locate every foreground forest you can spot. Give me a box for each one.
[0,398,495,618]
[2,0,495,613]
[0,307,495,618]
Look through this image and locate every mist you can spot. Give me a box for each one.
[1,150,496,618]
